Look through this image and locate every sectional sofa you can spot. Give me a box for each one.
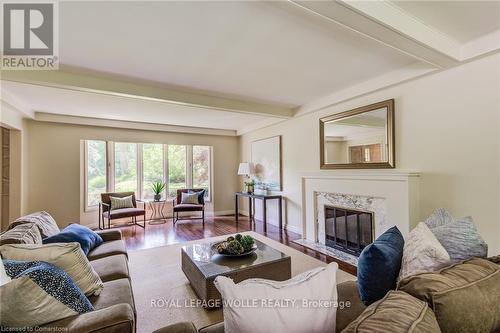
[1,222,136,333]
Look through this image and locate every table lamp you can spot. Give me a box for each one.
[237,162,255,193]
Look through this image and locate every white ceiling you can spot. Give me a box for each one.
[1,81,278,132]
[392,1,500,43]
[58,1,416,107]
[1,1,499,134]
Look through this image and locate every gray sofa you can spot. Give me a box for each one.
[1,223,136,333]
[155,257,500,333]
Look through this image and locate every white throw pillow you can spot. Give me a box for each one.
[180,192,199,204]
[214,262,338,333]
[0,242,103,296]
[0,255,11,286]
[398,222,450,282]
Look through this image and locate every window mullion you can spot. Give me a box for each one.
[137,143,143,200]
[164,144,169,198]
[107,141,115,192]
[186,145,193,189]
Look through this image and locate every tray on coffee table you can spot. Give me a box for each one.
[181,238,291,304]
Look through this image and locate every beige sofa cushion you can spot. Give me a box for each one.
[341,290,440,333]
[9,211,60,239]
[90,254,130,282]
[398,258,500,333]
[0,242,104,296]
[0,222,42,245]
[88,239,128,261]
[89,278,135,313]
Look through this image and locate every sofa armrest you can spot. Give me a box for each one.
[336,280,367,333]
[153,322,198,333]
[96,229,123,242]
[41,304,134,333]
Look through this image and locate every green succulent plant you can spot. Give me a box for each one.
[239,235,255,252]
[151,182,166,195]
[226,240,244,255]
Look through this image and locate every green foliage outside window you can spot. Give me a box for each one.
[87,141,106,206]
[168,145,186,197]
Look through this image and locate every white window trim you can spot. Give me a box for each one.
[84,140,108,212]
[84,141,213,210]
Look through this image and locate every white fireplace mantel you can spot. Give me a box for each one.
[300,171,420,243]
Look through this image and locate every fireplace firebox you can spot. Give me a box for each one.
[324,205,374,256]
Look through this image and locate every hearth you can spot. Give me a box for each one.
[324,205,374,256]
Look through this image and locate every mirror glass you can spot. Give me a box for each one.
[320,100,394,169]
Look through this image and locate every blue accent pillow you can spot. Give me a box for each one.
[43,224,103,255]
[357,226,404,305]
[3,260,94,313]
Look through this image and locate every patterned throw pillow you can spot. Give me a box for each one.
[9,211,60,239]
[0,260,93,327]
[431,217,488,261]
[181,192,199,204]
[424,208,455,229]
[398,222,450,282]
[424,208,488,261]
[0,242,103,296]
[0,222,42,246]
[110,195,134,210]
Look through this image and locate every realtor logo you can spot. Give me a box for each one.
[1,1,58,69]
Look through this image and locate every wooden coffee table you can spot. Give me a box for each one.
[181,238,291,304]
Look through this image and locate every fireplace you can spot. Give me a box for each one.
[324,205,374,256]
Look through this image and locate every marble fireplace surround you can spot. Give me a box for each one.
[294,172,420,266]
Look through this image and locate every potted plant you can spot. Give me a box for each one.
[244,179,255,194]
[151,182,166,201]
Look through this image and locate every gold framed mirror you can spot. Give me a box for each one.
[320,99,395,169]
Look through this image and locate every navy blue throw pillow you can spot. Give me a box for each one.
[43,223,103,255]
[3,260,94,313]
[357,226,404,305]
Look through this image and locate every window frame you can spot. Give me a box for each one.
[113,142,139,195]
[192,145,212,202]
[84,141,213,211]
[84,140,108,212]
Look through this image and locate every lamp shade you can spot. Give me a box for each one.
[237,162,254,176]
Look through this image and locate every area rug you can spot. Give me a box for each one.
[129,231,356,333]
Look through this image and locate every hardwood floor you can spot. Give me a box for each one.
[119,214,357,275]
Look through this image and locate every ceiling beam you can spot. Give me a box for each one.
[1,69,294,119]
[291,0,460,68]
[34,112,237,137]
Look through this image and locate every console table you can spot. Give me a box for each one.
[235,192,283,231]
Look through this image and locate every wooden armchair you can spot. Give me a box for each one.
[99,191,146,229]
[173,189,205,225]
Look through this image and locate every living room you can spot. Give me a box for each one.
[1,1,499,333]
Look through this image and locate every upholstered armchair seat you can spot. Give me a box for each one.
[104,207,146,219]
[173,204,204,212]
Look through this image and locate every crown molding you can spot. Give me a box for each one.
[291,0,458,68]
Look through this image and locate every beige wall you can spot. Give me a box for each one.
[240,53,500,255]
[26,121,239,228]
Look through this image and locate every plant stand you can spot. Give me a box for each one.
[147,199,173,224]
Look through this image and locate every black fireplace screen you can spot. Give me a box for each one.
[324,206,373,256]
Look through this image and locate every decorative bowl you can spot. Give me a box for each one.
[211,242,258,257]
